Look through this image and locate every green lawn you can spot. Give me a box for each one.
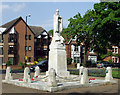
[68,68,120,79]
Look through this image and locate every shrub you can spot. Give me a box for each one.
[6,60,12,66]
[19,62,25,69]
[38,57,46,62]
[91,63,97,67]
[67,58,72,65]
[86,60,92,67]
[19,62,24,66]
[108,59,113,64]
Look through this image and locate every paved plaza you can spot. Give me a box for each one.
[1,73,120,94]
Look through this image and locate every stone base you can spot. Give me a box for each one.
[46,71,70,78]
[2,78,117,92]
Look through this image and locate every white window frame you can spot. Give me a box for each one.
[89,48,94,54]
[112,46,118,54]
[112,56,119,63]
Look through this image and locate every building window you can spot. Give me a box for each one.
[29,35,31,40]
[8,34,17,43]
[28,57,31,62]
[28,46,31,51]
[0,57,3,64]
[88,55,97,63]
[0,46,3,55]
[89,48,94,54]
[8,57,14,64]
[115,48,118,53]
[74,45,78,51]
[112,56,119,63]
[25,46,27,51]
[25,35,27,40]
[0,34,3,43]
[112,46,118,54]
[8,45,14,54]
[82,46,85,53]
[115,58,118,63]
[74,57,80,63]
[112,58,114,63]
[43,50,47,56]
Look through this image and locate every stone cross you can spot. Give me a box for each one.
[23,67,31,83]
[105,67,113,81]
[34,66,40,78]
[5,67,13,81]
[47,68,57,87]
[80,67,89,84]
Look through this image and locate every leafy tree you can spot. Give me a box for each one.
[67,2,120,66]
[67,11,96,66]
[48,29,53,36]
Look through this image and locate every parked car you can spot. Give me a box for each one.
[30,60,48,72]
[113,63,120,67]
[97,61,112,68]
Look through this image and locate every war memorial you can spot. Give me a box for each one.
[2,9,117,92]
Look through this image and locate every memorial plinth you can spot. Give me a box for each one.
[46,9,69,77]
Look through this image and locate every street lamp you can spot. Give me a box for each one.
[25,14,31,66]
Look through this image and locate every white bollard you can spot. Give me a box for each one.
[80,67,89,84]
[5,67,13,81]
[34,66,40,78]
[47,68,57,87]
[105,67,113,82]
[23,67,31,83]
[79,66,84,76]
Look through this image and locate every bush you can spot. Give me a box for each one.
[67,58,72,65]
[38,57,46,62]
[109,60,113,64]
[19,62,25,69]
[6,60,12,66]
[91,63,96,67]
[19,62,25,66]
[86,60,92,67]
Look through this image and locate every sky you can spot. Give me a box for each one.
[1,1,99,31]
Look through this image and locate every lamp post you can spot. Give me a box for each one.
[25,14,31,66]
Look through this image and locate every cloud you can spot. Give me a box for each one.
[2,3,26,12]
[2,4,10,9]
[40,19,53,31]
[40,18,69,31]
[13,3,26,12]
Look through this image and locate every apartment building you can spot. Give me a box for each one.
[0,17,50,67]
[104,45,120,63]
[65,38,97,64]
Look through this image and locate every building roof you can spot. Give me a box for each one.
[29,26,46,37]
[1,17,47,37]
[1,17,21,34]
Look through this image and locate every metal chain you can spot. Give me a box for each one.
[33,76,48,81]
[12,73,24,77]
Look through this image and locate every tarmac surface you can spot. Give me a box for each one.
[1,72,120,94]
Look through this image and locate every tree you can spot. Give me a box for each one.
[67,2,120,66]
[67,11,97,66]
[48,29,53,36]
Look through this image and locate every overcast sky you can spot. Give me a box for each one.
[1,1,99,31]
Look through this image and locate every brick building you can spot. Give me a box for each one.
[104,45,120,63]
[65,38,97,64]
[65,37,120,64]
[0,17,50,67]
